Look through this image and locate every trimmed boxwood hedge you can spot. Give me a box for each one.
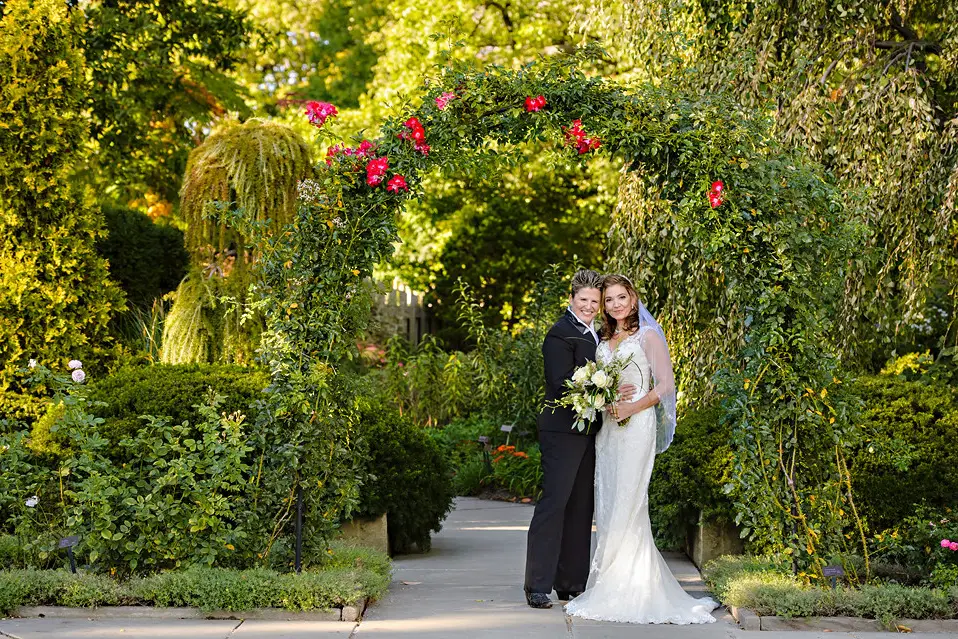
[354,399,455,554]
[85,363,270,451]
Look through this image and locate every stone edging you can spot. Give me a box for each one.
[729,606,958,633]
[13,600,368,623]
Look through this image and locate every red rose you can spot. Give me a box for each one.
[711,180,724,194]
[709,193,723,208]
[357,140,375,157]
[366,157,389,186]
[400,117,429,155]
[524,95,547,112]
[387,174,409,193]
[305,101,338,127]
[576,137,601,155]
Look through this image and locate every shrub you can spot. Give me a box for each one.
[97,205,189,309]
[0,0,125,420]
[85,363,270,452]
[0,570,125,614]
[59,394,257,575]
[0,547,389,615]
[131,566,383,611]
[849,373,958,532]
[649,373,958,553]
[354,403,455,553]
[872,507,958,580]
[649,404,736,549]
[489,444,542,499]
[703,555,958,624]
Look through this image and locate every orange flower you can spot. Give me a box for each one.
[513,451,529,459]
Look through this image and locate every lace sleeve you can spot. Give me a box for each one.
[639,327,676,454]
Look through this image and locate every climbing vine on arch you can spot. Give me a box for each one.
[230,47,861,574]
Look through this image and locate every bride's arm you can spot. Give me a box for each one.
[608,331,673,421]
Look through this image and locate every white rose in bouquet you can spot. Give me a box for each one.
[572,366,590,385]
[591,394,606,409]
[591,370,610,388]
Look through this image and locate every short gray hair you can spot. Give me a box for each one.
[570,269,603,296]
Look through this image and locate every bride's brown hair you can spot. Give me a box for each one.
[599,274,640,341]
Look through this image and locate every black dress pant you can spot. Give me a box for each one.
[524,431,596,594]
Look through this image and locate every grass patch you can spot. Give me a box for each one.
[0,541,390,615]
[703,555,958,625]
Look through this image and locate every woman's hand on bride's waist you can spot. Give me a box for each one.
[608,388,659,423]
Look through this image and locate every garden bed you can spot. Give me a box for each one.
[705,556,958,631]
[0,544,390,622]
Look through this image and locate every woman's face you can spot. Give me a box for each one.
[604,284,634,322]
[569,287,601,325]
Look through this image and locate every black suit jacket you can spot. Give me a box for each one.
[538,310,600,434]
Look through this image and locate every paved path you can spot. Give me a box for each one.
[0,497,951,638]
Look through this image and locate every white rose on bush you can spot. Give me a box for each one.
[591,370,610,388]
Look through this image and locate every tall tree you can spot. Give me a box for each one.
[81,0,253,204]
[0,0,125,417]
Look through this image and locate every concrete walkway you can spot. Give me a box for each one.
[0,497,951,638]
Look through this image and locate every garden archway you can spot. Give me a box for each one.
[201,49,859,578]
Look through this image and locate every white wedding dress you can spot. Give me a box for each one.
[565,330,719,624]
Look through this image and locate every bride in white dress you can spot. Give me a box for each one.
[565,274,719,624]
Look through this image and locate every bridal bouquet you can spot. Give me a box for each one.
[555,356,632,433]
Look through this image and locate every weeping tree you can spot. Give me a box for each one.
[162,118,313,364]
[577,0,958,369]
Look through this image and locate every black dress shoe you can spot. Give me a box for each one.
[525,592,553,608]
[556,590,583,601]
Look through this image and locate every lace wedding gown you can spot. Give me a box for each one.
[565,331,719,624]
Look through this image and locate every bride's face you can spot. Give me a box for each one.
[604,284,635,322]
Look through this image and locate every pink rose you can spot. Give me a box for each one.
[305,101,338,127]
[951,542,958,552]
[942,539,952,548]
[435,92,457,110]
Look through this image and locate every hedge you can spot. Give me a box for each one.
[354,400,456,553]
[0,542,390,614]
